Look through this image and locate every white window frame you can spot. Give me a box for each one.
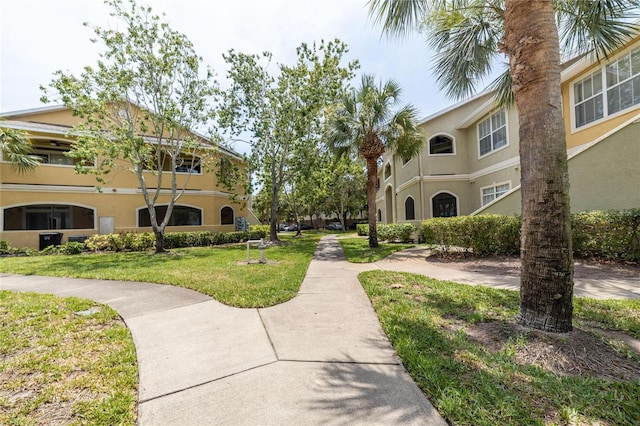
[571,43,640,132]
[477,109,508,158]
[427,133,456,156]
[480,182,511,206]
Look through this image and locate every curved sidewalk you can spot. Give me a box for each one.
[1,235,445,426]
[366,246,640,300]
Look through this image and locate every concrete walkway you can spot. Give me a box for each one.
[3,236,638,424]
[1,235,446,425]
[364,245,640,300]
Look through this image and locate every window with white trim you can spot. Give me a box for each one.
[482,183,510,206]
[478,110,507,157]
[429,135,454,155]
[573,45,640,128]
[574,71,604,127]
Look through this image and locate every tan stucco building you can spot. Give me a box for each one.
[1,106,259,249]
[377,35,640,226]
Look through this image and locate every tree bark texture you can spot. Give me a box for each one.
[365,156,379,248]
[504,0,574,332]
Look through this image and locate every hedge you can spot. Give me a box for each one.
[572,209,640,262]
[420,209,640,262]
[356,223,417,243]
[421,214,521,256]
[83,229,267,252]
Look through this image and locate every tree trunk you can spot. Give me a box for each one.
[269,178,279,242]
[153,228,166,254]
[505,0,574,332]
[365,156,379,248]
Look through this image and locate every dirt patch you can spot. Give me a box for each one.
[465,321,640,382]
[426,253,640,280]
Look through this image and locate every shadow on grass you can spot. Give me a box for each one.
[358,270,640,425]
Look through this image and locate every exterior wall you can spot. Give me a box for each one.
[481,122,640,214]
[568,122,640,211]
[563,37,640,149]
[470,167,520,211]
[0,107,254,249]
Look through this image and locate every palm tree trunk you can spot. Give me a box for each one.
[365,156,379,248]
[504,0,573,332]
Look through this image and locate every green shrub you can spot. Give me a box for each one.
[83,229,268,252]
[61,242,85,255]
[421,214,521,255]
[0,240,10,255]
[420,209,640,262]
[250,225,270,235]
[378,223,417,243]
[572,209,640,262]
[357,223,417,243]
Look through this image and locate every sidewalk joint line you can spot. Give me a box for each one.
[138,360,279,404]
[277,359,401,366]
[257,308,280,361]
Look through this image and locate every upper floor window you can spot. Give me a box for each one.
[482,183,510,206]
[478,110,507,157]
[574,71,604,127]
[429,135,454,155]
[384,163,392,180]
[32,140,79,167]
[573,45,640,128]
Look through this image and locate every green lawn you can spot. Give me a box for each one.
[359,270,640,426]
[4,234,639,425]
[337,236,415,263]
[0,291,137,425]
[0,234,320,308]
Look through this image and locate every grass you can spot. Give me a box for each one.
[338,236,415,263]
[0,234,320,308]
[359,270,640,426]
[0,291,138,425]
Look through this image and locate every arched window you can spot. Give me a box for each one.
[221,206,234,225]
[3,204,94,230]
[138,205,202,227]
[429,135,454,155]
[405,197,415,220]
[432,193,458,217]
[377,209,382,222]
[384,163,392,180]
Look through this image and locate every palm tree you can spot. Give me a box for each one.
[369,0,638,332]
[0,126,42,173]
[326,74,424,248]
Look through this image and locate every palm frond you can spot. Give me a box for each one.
[487,65,514,108]
[368,0,430,38]
[428,0,504,99]
[0,126,42,174]
[556,0,640,60]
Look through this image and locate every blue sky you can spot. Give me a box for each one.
[1,0,498,148]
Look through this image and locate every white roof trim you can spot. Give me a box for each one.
[417,89,494,126]
[0,119,244,161]
[0,104,68,118]
[455,98,498,129]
